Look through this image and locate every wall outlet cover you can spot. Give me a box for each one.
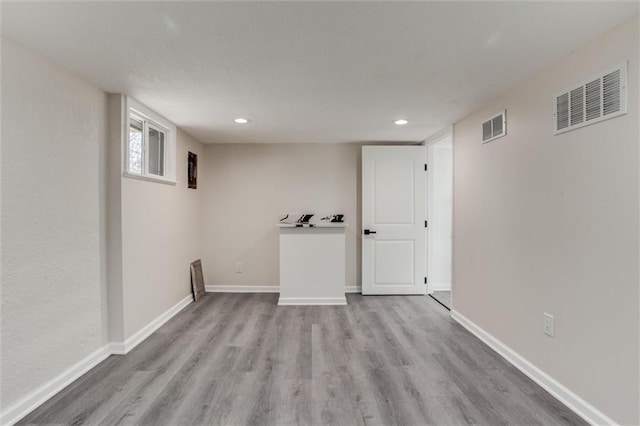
[543,313,554,337]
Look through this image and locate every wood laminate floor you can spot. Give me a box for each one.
[19,293,586,426]
[430,292,451,310]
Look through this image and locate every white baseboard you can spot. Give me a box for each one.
[0,345,112,426]
[1,294,194,425]
[450,310,617,426]
[278,296,347,306]
[205,285,279,293]
[113,294,193,355]
[205,285,361,294]
[430,282,451,291]
[108,342,127,355]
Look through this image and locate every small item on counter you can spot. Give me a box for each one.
[296,214,314,223]
[280,213,315,225]
[320,214,344,223]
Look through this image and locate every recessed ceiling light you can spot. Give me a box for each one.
[234,118,250,124]
[393,119,408,126]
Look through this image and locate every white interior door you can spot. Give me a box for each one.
[362,146,426,295]
[427,134,453,293]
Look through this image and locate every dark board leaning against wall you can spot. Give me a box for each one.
[190,259,205,301]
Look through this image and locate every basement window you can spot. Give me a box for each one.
[125,98,176,184]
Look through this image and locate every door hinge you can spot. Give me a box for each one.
[425,220,428,228]
[424,277,428,284]
[424,163,428,171]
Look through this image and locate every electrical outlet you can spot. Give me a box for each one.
[543,313,554,337]
[235,262,243,273]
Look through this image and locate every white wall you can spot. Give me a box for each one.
[1,38,108,411]
[453,18,639,425]
[106,97,205,341]
[202,143,361,289]
[106,94,126,343]
[427,135,453,291]
[120,128,204,338]
[0,40,206,422]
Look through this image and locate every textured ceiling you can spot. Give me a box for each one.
[2,1,638,144]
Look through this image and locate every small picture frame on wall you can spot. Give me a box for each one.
[188,151,197,189]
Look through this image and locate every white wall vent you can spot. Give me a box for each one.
[482,110,506,143]
[554,63,627,135]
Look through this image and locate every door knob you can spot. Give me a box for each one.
[364,229,377,235]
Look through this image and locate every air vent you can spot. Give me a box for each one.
[554,63,627,135]
[482,110,506,143]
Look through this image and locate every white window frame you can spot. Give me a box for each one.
[124,97,177,185]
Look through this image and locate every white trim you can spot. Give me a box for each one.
[450,310,618,426]
[425,131,454,296]
[205,285,361,294]
[108,342,127,355]
[277,296,347,306]
[0,345,112,426]
[113,294,193,354]
[122,171,177,186]
[430,282,451,292]
[422,125,454,146]
[205,285,279,293]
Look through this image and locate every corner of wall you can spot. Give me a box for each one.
[106,94,125,343]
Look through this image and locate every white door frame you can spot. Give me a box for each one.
[423,126,454,307]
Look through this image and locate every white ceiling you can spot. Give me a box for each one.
[2,1,637,144]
